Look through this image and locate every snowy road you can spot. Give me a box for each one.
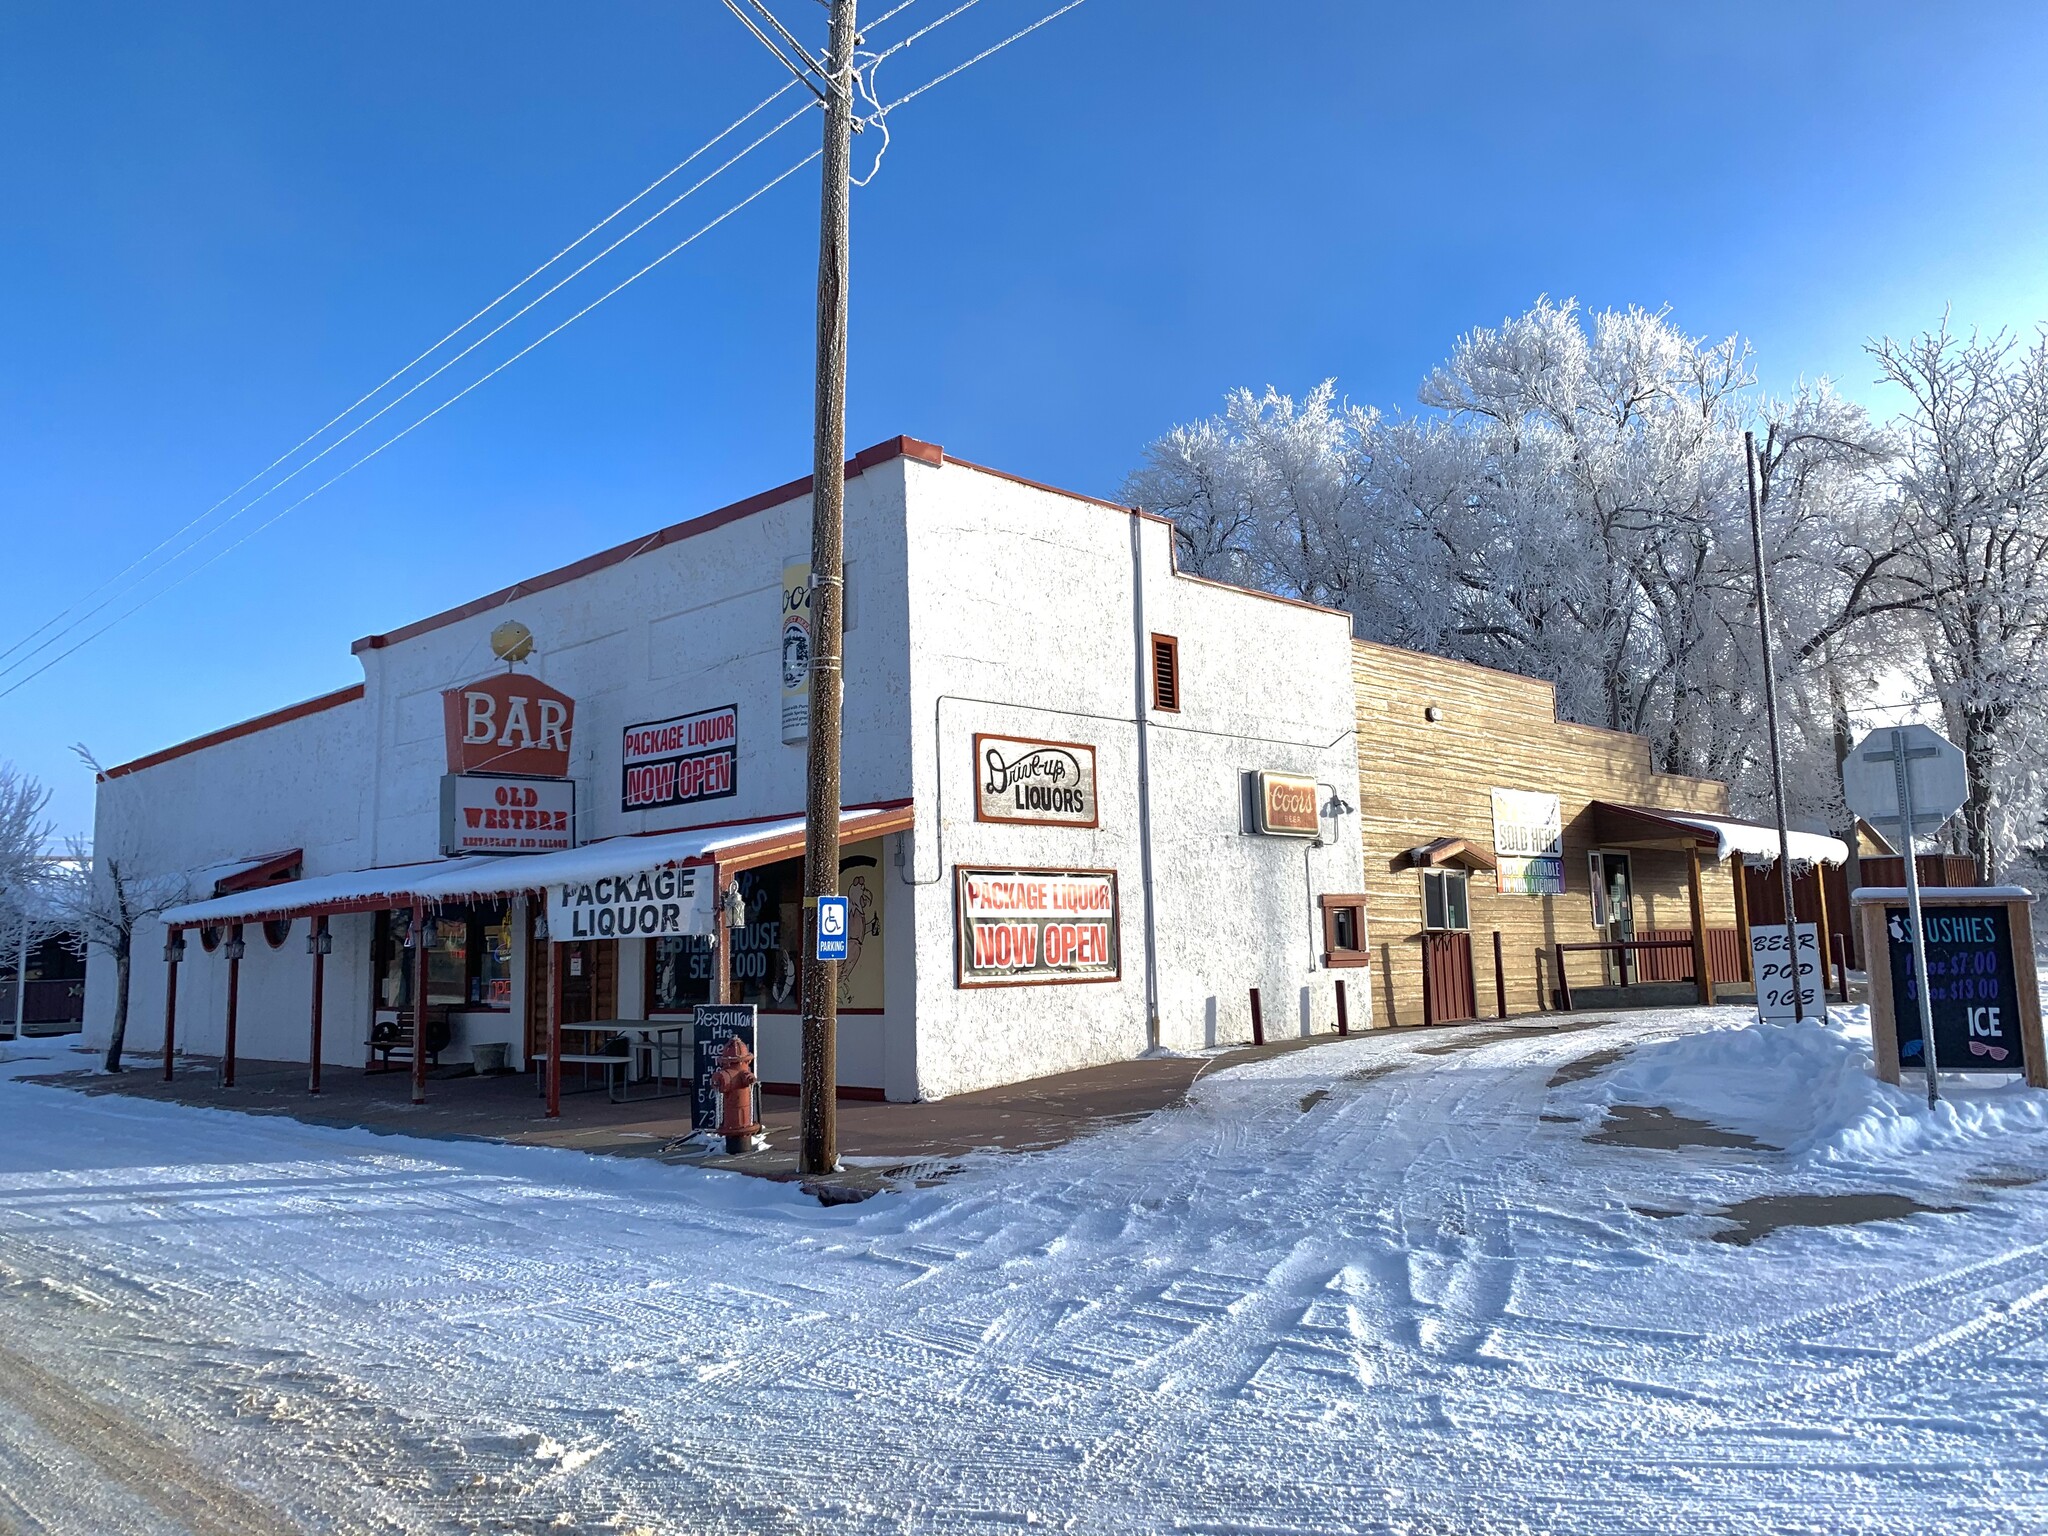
[4,1009,2048,1534]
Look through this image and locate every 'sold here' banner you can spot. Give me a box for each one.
[549,865,713,940]
[955,868,1120,986]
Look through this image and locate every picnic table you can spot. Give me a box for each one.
[539,1020,690,1104]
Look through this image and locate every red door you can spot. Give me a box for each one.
[1421,932,1477,1024]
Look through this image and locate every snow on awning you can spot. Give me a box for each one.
[1592,802,1848,868]
[161,803,914,928]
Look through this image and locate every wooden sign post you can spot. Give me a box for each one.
[1855,886,2047,1090]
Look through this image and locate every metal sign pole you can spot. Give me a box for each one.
[1892,728,1941,1108]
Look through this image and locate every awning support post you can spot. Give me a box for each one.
[1687,846,1714,1006]
[546,939,563,1119]
[410,900,428,1106]
[1732,858,1753,982]
[162,929,182,1081]
[223,923,243,1087]
[308,916,326,1096]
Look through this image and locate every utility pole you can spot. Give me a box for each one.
[1744,430,1806,1022]
[799,0,858,1176]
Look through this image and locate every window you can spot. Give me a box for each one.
[199,924,222,954]
[1421,869,1470,932]
[649,861,803,1014]
[1319,894,1370,968]
[1150,633,1180,712]
[262,918,292,949]
[374,902,513,1011]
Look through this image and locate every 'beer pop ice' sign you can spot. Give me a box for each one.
[955,868,1120,987]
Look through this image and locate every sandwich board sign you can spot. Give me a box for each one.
[1880,904,2027,1075]
[1750,922,1823,1021]
[691,1003,758,1133]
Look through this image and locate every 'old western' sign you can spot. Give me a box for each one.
[443,673,575,778]
[1254,771,1320,837]
[439,774,576,856]
[955,867,1119,986]
[622,704,739,813]
[974,734,1098,827]
[549,865,712,940]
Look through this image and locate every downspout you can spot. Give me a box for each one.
[1129,515,1163,1051]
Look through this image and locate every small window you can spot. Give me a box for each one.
[1421,869,1470,932]
[199,924,222,954]
[262,918,292,949]
[1319,894,1370,968]
[1151,633,1180,712]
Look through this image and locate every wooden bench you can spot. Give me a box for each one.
[366,1009,450,1074]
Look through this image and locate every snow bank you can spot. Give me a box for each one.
[1581,1006,2048,1166]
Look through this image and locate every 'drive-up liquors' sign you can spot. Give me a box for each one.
[1490,788,1564,895]
[974,734,1099,827]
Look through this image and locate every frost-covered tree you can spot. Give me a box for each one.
[0,765,55,1031]
[53,748,191,1072]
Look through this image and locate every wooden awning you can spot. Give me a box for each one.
[1590,802,1847,866]
[1405,837,1497,873]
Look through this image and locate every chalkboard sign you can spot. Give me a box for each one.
[1884,905,2029,1074]
[692,1003,758,1132]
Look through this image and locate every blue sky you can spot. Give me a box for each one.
[5,0,2048,836]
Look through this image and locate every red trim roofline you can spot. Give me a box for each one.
[100,685,365,781]
[352,436,944,655]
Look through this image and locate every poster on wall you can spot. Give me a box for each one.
[439,774,576,855]
[781,558,810,745]
[836,843,887,1009]
[1883,904,2028,1073]
[1491,788,1563,895]
[954,867,1120,987]
[548,865,712,940]
[622,704,739,813]
[974,734,1099,827]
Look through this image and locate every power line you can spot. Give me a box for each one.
[0,150,827,705]
[0,0,1092,701]
[0,91,818,689]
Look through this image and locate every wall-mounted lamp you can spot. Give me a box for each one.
[723,882,748,932]
[307,927,332,956]
[163,935,187,962]
[224,934,247,961]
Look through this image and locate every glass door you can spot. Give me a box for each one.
[1598,852,1635,983]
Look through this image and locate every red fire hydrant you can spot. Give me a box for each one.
[709,1035,761,1154]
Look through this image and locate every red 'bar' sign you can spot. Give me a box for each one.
[622,704,739,813]
[955,867,1120,987]
[443,673,576,778]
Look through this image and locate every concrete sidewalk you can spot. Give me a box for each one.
[24,1029,1354,1198]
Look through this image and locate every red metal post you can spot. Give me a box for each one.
[1420,940,1437,1028]
[1248,987,1265,1047]
[308,916,325,1095]
[1493,929,1508,1019]
[410,900,428,1105]
[546,939,564,1118]
[162,930,181,1081]
[222,924,242,1088]
[1554,944,1572,1013]
[1334,978,1350,1036]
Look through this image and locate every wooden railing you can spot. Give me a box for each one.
[1552,938,1697,1013]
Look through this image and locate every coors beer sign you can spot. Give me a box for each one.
[443,673,576,778]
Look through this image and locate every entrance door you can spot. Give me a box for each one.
[1421,931,1477,1024]
[526,937,618,1062]
[1597,852,1635,983]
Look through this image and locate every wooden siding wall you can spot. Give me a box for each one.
[1352,640,1740,1026]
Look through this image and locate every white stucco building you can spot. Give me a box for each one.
[85,437,1370,1103]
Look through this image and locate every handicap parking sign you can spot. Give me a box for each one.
[816,894,849,962]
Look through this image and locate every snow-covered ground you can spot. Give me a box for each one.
[4,1007,2048,1534]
